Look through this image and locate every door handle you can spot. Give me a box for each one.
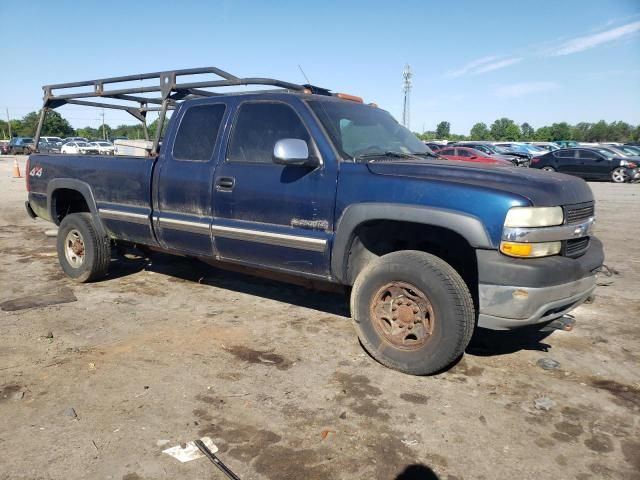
[216,176,235,190]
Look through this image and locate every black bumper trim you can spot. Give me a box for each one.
[25,201,37,220]
[477,236,604,288]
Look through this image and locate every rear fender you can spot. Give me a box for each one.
[46,178,106,236]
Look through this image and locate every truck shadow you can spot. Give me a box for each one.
[466,326,553,356]
[107,249,555,356]
[107,249,351,318]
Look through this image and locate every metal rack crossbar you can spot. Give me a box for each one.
[34,67,330,155]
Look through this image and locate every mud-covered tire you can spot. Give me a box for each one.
[351,250,475,375]
[56,213,110,282]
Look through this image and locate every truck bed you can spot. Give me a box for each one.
[28,153,158,245]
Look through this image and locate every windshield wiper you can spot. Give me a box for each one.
[409,151,440,159]
[356,151,420,161]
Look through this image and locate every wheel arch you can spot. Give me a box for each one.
[47,179,106,235]
[331,203,492,285]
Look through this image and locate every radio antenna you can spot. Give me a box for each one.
[298,65,311,84]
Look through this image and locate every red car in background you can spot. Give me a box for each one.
[434,146,513,165]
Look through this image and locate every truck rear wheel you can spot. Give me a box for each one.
[351,250,475,375]
[56,213,111,282]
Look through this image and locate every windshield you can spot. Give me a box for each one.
[308,100,428,159]
[597,149,615,159]
[525,144,545,153]
[621,146,640,155]
[606,147,630,157]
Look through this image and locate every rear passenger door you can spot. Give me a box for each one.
[152,102,228,256]
[211,99,338,277]
[554,149,579,175]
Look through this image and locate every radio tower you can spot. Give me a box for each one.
[402,64,412,129]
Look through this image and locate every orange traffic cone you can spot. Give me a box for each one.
[12,159,22,178]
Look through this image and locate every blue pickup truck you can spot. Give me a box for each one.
[25,68,603,375]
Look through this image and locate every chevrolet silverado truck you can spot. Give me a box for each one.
[25,68,604,375]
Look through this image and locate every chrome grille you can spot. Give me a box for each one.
[564,202,594,224]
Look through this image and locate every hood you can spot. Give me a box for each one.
[365,159,593,207]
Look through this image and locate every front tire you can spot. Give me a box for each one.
[611,167,628,183]
[351,251,475,375]
[56,213,111,282]
[541,166,556,172]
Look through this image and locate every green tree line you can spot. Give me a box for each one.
[0,110,165,140]
[419,119,640,143]
[2,110,639,144]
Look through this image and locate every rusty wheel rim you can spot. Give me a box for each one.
[64,229,85,268]
[370,282,435,350]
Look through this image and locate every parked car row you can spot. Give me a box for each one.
[0,136,116,155]
[425,140,640,183]
[531,146,640,183]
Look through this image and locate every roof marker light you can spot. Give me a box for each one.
[336,93,363,103]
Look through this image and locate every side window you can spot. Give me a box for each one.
[440,149,454,155]
[228,102,310,164]
[457,149,471,157]
[173,104,226,161]
[578,149,598,160]
[557,149,575,159]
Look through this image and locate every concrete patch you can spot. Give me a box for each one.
[0,287,77,311]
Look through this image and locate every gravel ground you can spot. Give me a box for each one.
[0,155,638,480]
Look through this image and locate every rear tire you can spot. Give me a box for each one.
[611,167,628,183]
[542,166,555,172]
[56,213,111,282]
[350,250,475,375]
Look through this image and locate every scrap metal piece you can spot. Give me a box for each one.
[162,437,218,463]
[195,439,241,480]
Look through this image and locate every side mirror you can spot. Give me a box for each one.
[273,139,318,167]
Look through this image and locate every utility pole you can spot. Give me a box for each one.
[402,64,412,129]
[6,108,12,138]
[101,109,106,140]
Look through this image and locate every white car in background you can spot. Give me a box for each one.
[60,141,99,155]
[89,141,115,155]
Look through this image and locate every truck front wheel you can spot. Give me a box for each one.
[56,213,111,282]
[351,250,475,375]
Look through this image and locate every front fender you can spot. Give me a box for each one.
[331,203,492,283]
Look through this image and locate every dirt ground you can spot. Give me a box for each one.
[0,155,638,480]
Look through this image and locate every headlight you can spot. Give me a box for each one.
[504,206,563,227]
[500,241,561,258]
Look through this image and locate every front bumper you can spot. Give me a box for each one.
[476,237,604,330]
[477,275,596,329]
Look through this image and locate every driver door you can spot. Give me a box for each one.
[212,100,338,277]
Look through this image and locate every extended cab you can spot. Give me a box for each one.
[25,68,604,375]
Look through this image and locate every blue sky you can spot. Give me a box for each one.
[1,0,639,134]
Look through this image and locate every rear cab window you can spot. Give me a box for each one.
[173,104,226,161]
